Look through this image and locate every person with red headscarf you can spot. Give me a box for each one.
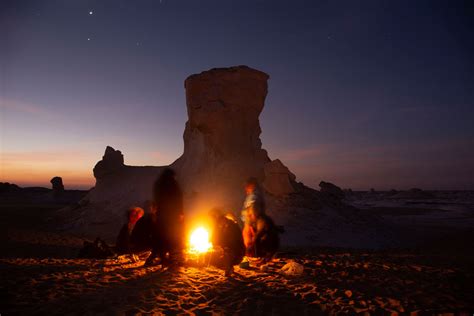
[115,206,145,254]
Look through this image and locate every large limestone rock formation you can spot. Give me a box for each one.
[172,66,287,212]
[60,66,392,248]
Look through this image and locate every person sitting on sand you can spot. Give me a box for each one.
[129,201,162,262]
[209,208,245,276]
[115,206,145,254]
[245,206,280,262]
[145,168,185,267]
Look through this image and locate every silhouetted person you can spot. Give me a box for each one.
[131,202,158,255]
[209,209,245,276]
[145,168,185,266]
[116,206,145,254]
[246,207,280,262]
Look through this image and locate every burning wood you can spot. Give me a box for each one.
[189,227,213,254]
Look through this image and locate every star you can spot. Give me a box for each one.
[87,38,91,41]
[89,11,93,15]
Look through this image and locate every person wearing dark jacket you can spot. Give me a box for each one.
[247,206,280,262]
[145,168,185,266]
[209,209,245,276]
[130,203,157,254]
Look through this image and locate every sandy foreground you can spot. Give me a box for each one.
[1,234,474,315]
[1,198,474,315]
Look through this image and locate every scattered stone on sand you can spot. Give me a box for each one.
[280,261,304,276]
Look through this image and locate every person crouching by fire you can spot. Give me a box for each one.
[115,206,145,255]
[130,201,158,256]
[246,206,280,263]
[145,168,185,267]
[209,208,245,276]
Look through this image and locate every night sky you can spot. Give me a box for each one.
[1,0,473,190]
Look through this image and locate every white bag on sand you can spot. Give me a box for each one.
[280,261,304,276]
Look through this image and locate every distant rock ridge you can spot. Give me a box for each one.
[59,65,392,249]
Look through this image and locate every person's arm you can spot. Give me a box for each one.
[254,218,267,241]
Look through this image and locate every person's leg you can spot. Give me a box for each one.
[144,244,159,266]
[225,251,245,276]
[168,225,185,266]
[221,250,234,276]
[209,248,233,276]
[168,239,185,267]
[261,232,279,263]
[243,224,256,257]
[145,233,165,266]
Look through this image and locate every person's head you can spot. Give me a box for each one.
[127,207,144,224]
[245,177,259,194]
[209,207,231,230]
[209,207,224,220]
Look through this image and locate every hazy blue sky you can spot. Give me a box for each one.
[1,0,473,190]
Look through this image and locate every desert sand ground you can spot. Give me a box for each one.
[1,192,474,315]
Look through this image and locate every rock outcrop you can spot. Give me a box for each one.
[319,181,345,200]
[93,146,125,180]
[262,159,296,196]
[50,176,65,197]
[0,182,21,193]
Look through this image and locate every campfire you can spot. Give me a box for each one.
[189,226,213,254]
